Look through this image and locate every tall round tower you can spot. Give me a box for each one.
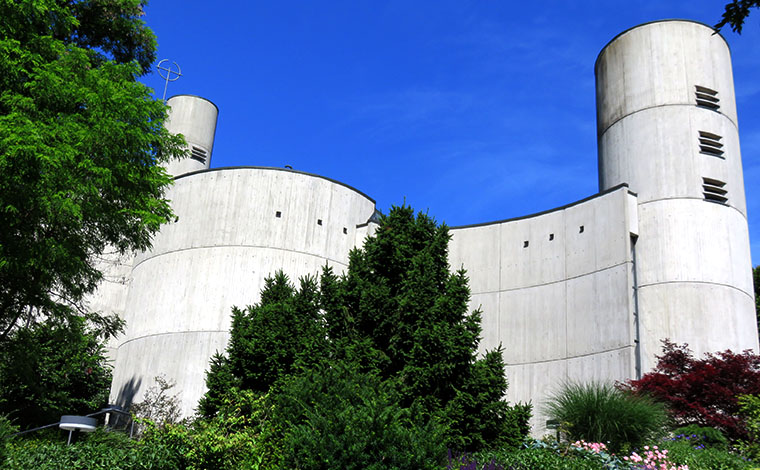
[163,95,218,177]
[596,20,758,371]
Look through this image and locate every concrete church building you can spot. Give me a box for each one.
[89,20,758,431]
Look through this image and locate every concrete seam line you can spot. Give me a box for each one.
[130,244,350,272]
[636,280,753,299]
[599,103,739,137]
[471,260,632,295]
[637,197,748,221]
[505,344,635,367]
[116,330,230,348]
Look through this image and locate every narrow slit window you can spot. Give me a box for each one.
[190,146,208,164]
[549,233,554,241]
[523,241,529,248]
[703,177,728,204]
[698,131,724,157]
[579,225,584,233]
[317,219,322,226]
[343,227,347,234]
[695,85,720,111]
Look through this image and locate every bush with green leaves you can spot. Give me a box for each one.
[273,361,446,470]
[544,381,667,453]
[461,441,618,470]
[662,438,753,470]
[0,317,113,429]
[737,394,760,461]
[671,424,729,449]
[4,430,179,470]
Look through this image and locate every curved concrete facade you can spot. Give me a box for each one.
[101,21,756,430]
[449,185,639,431]
[596,20,758,370]
[110,166,376,413]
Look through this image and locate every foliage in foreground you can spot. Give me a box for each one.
[273,362,446,470]
[201,205,532,456]
[0,317,113,429]
[716,0,760,33]
[0,0,185,344]
[626,340,760,441]
[737,393,760,461]
[544,381,667,453]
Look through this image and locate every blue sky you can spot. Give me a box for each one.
[139,1,760,265]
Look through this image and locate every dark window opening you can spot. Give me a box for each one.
[698,131,724,158]
[190,146,208,164]
[703,177,728,204]
[695,85,720,111]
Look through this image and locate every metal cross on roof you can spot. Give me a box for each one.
[157,59,182,102]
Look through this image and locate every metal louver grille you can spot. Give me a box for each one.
[190,146,208,164]
[695,85,720,110]
[698,131,724,157]
[703,177,728,204]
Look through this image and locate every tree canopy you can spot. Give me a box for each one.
[201,205,531,457]
[715,0,760,33]
[0,0,185,341]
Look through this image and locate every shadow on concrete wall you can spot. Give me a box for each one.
[114,376,142,411]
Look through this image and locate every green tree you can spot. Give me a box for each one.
[0,1,185,342]
[0,317,113,428]
[203,205,531,452]
[327,206,530,450]
[715,1,760,33]
[198,273,327,417]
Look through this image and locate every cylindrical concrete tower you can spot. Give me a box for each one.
[596,20,757,371]
[164,95,219,177]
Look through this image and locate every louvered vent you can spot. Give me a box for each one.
[703,177,728,204]
[695,85,720,110]
[698,131,724,157]
[190,146,208,164]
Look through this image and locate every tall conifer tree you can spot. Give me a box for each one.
[202,205,530,451]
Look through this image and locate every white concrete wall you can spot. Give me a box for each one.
[110,167,376,415]
[596,20,758,371]
[449,186,638,433]
[84,250,135,361]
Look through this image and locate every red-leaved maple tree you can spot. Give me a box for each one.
[626,340,760,441]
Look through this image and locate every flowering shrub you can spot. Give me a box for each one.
[572,440,609,454]
[622,445,688,470]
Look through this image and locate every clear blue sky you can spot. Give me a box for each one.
[139,1,760,265]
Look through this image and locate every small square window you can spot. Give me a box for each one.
[549,233,554,241]
[317,219,322,226]
[523,241,529,248]
[343,227,347,234]
[579,226,584,233]
[275,211,281,218]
